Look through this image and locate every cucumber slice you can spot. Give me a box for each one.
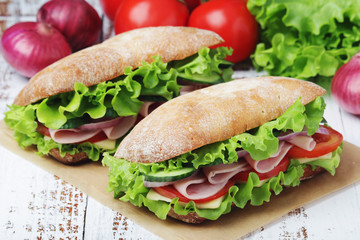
[144,167,196,182]
[60,117,87,129]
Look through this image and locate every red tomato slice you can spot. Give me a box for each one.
[78,131,108,144]
[154,179,235,204]
[287,126,343,159]
[233,156,290,182]
[36,122,108,144]
[36,122,50,137]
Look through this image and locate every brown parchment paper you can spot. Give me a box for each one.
[1,120,360,240]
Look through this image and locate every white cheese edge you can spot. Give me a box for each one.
[93,139,116,150]
[294,152,333,164]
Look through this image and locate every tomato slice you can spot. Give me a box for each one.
[36,122,50,137]
[233,156,290,182]
[287,126,343,158]
[78,131,108,144]
[154,179,235,204]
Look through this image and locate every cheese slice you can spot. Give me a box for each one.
[146,189,224,209]
[93,139,116,150]
[294,152,333,164]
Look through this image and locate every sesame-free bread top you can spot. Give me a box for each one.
[14,26,223,106]
[115,77,326,163]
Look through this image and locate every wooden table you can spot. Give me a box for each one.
[1,1,360,239]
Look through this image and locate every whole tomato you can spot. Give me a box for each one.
[114,0,189,34]
[183,0,201,12]
[100,0,125,21]
[188,0,258,63]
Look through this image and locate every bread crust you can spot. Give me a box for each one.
[115,77,326,163]
[14,26,223,106]
[49,149,89,165]
[167,166,325,224]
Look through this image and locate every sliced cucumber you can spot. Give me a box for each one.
[60,117,87,129]
[144,167,196,182]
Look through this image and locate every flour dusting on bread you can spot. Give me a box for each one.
[115,77,326,163]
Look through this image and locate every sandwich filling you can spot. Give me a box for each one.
[103,96,343,220]
[4,47,233,161]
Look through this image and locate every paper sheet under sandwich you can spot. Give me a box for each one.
[1,120,359,240]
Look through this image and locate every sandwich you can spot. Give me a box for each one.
[4,26,233,164]
[103,76,343,223]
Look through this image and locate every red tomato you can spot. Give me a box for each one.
[187,0,258,63]
[36,122,50,137]
[78,131,108,144]
[234,156,290,182]
[287,126,343,159]
[183,0,201,12]
[114,0,189,34]
[100,0,125,21]
[154,179,235,203]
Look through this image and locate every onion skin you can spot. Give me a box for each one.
[37,0,102,52]
[0,22,72,78]
[331,52,360,115]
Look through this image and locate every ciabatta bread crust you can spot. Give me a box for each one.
[115,77,326,163]
[49,149,89,165]
[14,27,223,106]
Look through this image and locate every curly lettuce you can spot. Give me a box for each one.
[4,47,233,160]
[247,0,360,88]
[103,96,340,220]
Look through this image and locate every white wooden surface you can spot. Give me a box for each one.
[1,1,360,239]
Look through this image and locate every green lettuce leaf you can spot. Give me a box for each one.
[4,47,233,160]
[247,0,360,87]
[103,97,339,221]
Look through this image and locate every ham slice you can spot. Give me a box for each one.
[102,116,136,139]
[139,101,164,117]
[49,128,101,144]
[173,171,228,200]
[49,116,136,144]
[287,135,316,151]
[245,141,292,173]
[202,160,251,184]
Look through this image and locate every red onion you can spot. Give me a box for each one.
[0,22,72,78]
[37,0,102,52]
[331,52,360,115]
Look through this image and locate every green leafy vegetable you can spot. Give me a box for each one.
[247,0,360,88]
[103,97,338,221]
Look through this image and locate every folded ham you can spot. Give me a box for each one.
[49,116,136,144]
[173,171,228,200]
[203,161,251,184]
[245,141,292,173]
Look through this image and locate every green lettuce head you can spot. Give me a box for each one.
[247,0,360,89]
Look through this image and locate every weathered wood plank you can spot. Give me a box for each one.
[0,147,87,239]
